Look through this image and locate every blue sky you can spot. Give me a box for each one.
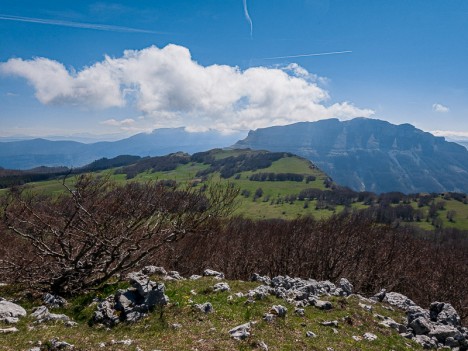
[1,0,467,140]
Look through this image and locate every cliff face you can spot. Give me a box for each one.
[233,118,468,193]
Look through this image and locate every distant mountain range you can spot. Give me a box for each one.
[233,118,468,193]
[2,118,468,193]
[0,128,245,170]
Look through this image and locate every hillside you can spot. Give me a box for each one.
[2,268,463,351]
[0,128,245,170]
[4,149,468,230]
[233,118,468,194]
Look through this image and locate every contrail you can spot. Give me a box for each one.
[263,50,353,60]
[243,0,253,37]
[0,14,163,34]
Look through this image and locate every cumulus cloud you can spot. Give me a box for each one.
[0,44,374,132]
[100,118,136,127]
[431,130,468,140]
[432,103,450,113]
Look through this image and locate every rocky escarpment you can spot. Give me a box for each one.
[233,118,468,193]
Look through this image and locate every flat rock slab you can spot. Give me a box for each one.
[0,300,27,323]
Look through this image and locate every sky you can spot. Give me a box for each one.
[1,0,468,140]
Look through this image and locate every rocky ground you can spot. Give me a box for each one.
[0,268,466,350]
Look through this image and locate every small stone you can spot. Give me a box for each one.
[311,298,333,310]
[0,327,18,333]
[352,335,362,341]
[166,271,184,280]
[194,302,213,313]
[270,305,287,317]
[359,302,373,312]
[229,322,251,340]
[363,332,377,341]
[111,339,133,345]
[171,323,182,329]
[294,308,305,316]
[306,331,317,338]
[257,340,269,350]
[263,313,275,322]
[189,275,202,280]
[321,320,339,327]
[213,282,230,292]
[203,269,225,280]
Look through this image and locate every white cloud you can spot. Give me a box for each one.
[100,118,136,127]
[432,103,450,113]
[431,130,468,140]
[0,44,374,132]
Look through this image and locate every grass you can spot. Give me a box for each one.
[0,277,424,351]
[4,149,468,230]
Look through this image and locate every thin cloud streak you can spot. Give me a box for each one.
[242,0,253,37]
[263,50,353,60]
[0,14,162,34]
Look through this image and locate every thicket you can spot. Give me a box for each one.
[249,172,305,182]
[194,152,291,178]
[163,213,468,323]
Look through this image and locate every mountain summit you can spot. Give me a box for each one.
[233,118,468,193]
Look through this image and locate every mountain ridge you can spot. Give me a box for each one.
[233,118,468,193]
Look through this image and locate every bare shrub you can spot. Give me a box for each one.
[0,174,238,295]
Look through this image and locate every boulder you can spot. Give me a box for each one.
[294,308,305,316]
[429,302,461,327]
[32,306,71,323]
[310,298,333,310]
[166,271,185,281]
[428,324,463,344]
[203,269,225,280]
[43,293,67,308]
[363,332,377,341]
[213,282,230,292]
[0,327,18,334]
[339,278,353,296]
[229,322,251,340]
[414,335,438,349]
[262,313,275,322]
[194,302,213,314]
[93,298,120,326]
[0,300,26,323]
[247,285,271,300]
[383,292,417,311]
[127,272,168,309]
[251,273,271,285]
[141,266,167,276]
[371,289,386,302]
[409,316,432,335]
[378,316,407,333]
[321,320,339,327]
[270,305,287,317]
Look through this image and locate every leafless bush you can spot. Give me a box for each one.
[165,213,468,323]
[0,174,238,295]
